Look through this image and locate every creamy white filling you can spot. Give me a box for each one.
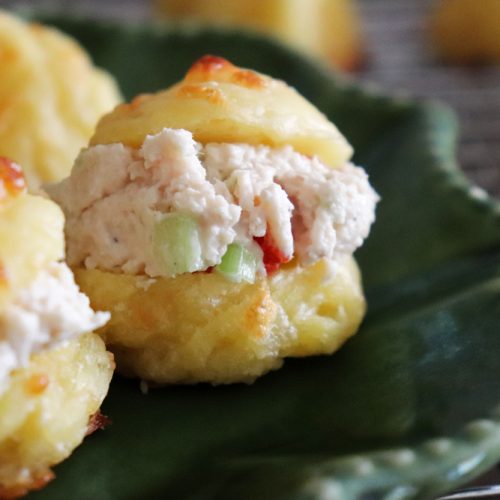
[47,128,379,278]
[0,262,109,394]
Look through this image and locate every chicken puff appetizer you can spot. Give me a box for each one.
[0,158,113,498]
[0,10,121,191]
[48,56,378,385]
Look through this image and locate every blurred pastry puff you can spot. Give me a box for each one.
[430,0,500,64]
[47,56,379,385]
[155,0,364,71]
[0,158,113,498]
[0,10,121,192]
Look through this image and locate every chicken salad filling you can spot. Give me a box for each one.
[47,128,379,282]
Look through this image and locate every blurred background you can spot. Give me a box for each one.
[1,0,499,199]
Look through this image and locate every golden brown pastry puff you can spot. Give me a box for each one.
[47,56,378,385]
[430,0,500,64]
[155,0,364,71]
[0,10,121,191]
[0,158,113,498]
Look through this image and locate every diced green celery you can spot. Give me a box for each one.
[216,244,257,283]
[153,213,203,276]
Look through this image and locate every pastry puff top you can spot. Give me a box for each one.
[0,158,64,312]
[0,10,121,190]
[90,55,353,168]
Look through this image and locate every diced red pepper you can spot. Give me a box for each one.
[255,230,290,275]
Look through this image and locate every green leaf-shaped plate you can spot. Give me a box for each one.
[31,17,500,500]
